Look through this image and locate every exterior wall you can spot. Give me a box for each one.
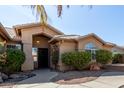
[78,36,112,51]
[20,26,62,71]
[78,36,103,50]
[21,26,61,37]
[58,40,77,71]
[21,30,33,71]
[33,35,50,48]
[0,36,7,46]
[112,47,124,54]
[102,45,113,51]
[0,35,4,42]
[0,35,6,46]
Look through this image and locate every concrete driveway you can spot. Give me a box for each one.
[13,69,124,88]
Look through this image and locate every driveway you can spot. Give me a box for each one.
[13,69,124,88]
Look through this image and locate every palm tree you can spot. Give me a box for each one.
[30,5,47,24]
[30,5,92,24]
[30,5,63,24]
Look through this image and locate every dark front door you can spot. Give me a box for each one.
[38,48,49,68]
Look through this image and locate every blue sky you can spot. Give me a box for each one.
[0,5,124,46]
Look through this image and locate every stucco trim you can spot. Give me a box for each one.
[0,23,11,41]
[0,23,21,43]
[13,22,64,36]
[49,33,116,47]
[77,33,106,44]
[115,45,124,50]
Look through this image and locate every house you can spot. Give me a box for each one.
[0,22,124,71]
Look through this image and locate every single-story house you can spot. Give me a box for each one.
[0,22,124,71]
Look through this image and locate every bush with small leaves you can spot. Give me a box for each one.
[61,51,91,70]
[113,54,124,63]
[96,49,112,65]
[3,49,26,74]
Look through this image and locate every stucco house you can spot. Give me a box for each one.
[0,22,124,71]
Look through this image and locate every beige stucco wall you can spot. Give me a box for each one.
[59,41,77,54]
[21,26,61,37]
[102,45,113,51]
[112,47,124,54]
[0,35,4,42]
[0,36,4,45]
[21,30,33,71]
[0,35,5,46]
[78,36,112,51]
[20,26,62,71]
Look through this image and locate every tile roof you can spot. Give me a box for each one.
[13,22,64,36]
[5,27,16,38]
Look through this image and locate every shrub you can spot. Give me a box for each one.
[96,49,112,64]
[61,51,91,70]
[3,49,26,73]
[113,54,124,63]
[61,52,75,65]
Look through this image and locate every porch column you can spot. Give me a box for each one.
[21,34,34,71]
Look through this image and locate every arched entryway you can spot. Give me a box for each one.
[32,33,51,69]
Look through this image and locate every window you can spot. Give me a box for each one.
[85,42,96,50]
[85,42,98,60]
[32,48,38,62]
[7,44,21,49]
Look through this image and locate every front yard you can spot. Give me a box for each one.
[50,70,105,84]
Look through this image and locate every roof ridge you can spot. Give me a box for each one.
[13,22,64,35]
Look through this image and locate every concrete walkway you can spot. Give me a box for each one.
[14,69,124,88]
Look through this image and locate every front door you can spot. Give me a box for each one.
[38,48,49,68]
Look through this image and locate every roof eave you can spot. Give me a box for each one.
[13,23,64,36]
[0,23,12,41]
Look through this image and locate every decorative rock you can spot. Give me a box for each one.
[9,74,20,79]
[19,74,28,79]
[1,73,8,80]
[0,76,3,83]
[27,73,36,78]
[90,63,101,71]
[9,74,28,79]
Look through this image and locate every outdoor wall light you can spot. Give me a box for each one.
[36,40,40,43]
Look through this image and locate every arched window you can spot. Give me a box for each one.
[85,42,96,50]
[84,42,98,60]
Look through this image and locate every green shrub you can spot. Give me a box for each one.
[61,51,91,70]
[3,49,26,73]
[61,52,75,65]
[113,54,124,63]
[96,49,112,64]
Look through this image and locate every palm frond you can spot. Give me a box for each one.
[57,5,62,17]
[29,5,92,24]
[57,5,70,17]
